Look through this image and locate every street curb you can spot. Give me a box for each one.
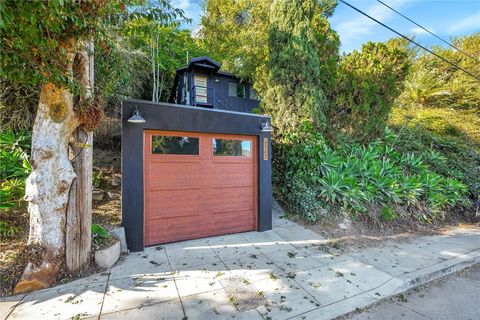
[340,250,480,320]
[290,249,480,320]
[399,248,480,290]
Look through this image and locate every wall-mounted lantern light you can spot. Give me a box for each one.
[128,106,146,124]
[214,78,220,83]
[261,119,273,132]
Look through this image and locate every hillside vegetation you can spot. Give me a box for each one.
[201,2,478,224]
[391,34,480,198]
[1,1,478,241]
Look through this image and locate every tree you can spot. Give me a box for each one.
[121,18,207,103]
[332,41,410,142]
[200,0,271,94]
[311,7,340,103]
[200,0,338,99]
[0,0,186,293]
[399,33,480,110]
[264,0,329,135]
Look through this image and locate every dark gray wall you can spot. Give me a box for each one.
[175,68,260,113]
[122,99,272,252]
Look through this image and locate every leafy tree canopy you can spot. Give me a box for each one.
[0,0,188,90]
[199,0,270,92]
[399,33,480,109]
[200,0,339,96]
[0,0,125,87]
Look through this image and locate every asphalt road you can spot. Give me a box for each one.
[340,263,480,320]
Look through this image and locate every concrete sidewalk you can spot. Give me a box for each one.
[342,264,480,320]
[1,210,479,320]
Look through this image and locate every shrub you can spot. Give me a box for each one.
[331,41,410,142]
[389,106,480,198]
[398,33,480,110]
[273,122,470,222]
[0,130,31,212]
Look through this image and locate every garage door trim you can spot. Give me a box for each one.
[121,99,272,252]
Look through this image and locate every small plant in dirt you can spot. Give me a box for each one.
[92,169,115,189]
[92,171,103,188]
[0,221,19,238]
[380,207,398,221]
[91,224,117,250]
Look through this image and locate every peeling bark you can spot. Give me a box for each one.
[15,48,79,293]
[25,83,78,252]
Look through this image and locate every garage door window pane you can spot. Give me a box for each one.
[152,136,199,155]
[213,139,251,157]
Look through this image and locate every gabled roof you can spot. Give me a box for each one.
[177,56,222,72]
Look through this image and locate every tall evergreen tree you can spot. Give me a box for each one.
[265,0,329,135]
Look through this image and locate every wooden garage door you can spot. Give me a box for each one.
[144,130,258,246]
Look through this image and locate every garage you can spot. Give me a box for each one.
[144,130,257,245]
[122,100,272,252]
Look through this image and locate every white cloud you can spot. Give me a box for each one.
[449,12,480,34]
[172,0,203,31]
[172,0,191,11]
[331,0,413,47]
[409,26,433,35]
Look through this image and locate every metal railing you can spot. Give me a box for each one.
[190,85,233,111]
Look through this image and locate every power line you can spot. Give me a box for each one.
[338,0,480,82]
[376,0,479,63]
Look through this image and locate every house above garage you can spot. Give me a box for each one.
[122,57,272,252]
[168,56,260,113]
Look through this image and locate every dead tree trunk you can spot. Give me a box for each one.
[66,43,94,273]
[14,40,99,293]
[15,79,79,293]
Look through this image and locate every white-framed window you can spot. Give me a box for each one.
[194,75,208,103]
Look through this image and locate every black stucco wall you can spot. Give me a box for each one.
[122,99,272,252]
[173,68,260,112]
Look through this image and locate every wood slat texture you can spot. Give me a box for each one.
[144,130,258,246]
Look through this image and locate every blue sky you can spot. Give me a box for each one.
[172,0,480,53]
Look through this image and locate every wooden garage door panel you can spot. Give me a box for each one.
[145,217,205,244]
[208,209,255,232]
[208,163,254,188]
[145,210,255,245]
[146,162,204,189]
[147,162,253,189]
[200,187,254,213]
[146,186,253,219]
[144,130,257,246]
[145,189,203,219]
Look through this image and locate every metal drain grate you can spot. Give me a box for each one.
[221,276,267,312]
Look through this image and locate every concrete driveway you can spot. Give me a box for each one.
[2,209,479,320]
